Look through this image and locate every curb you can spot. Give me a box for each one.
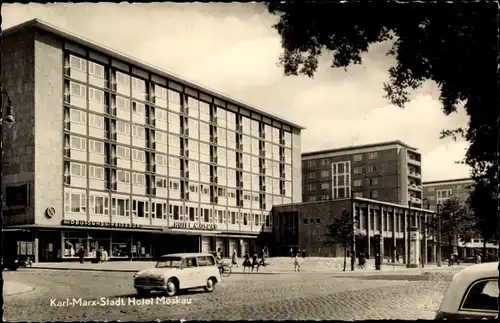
[28,267,289,275]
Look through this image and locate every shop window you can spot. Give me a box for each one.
[63,231,88,258]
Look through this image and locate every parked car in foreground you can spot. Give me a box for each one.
[435,262,498,319]
[133,253,221,297]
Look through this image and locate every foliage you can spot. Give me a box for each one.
[324,209,356,248]
[267,1,499,198]
[468,180,499,244]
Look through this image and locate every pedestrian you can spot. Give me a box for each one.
[396,253,400,263]
[78,247,85,264]
[231,249,239,268]
[290,248,293,258]
[128,249,133,262]
[95,248,102,264]
[102,248,108,262]
[263,245,269,258]
[243,251,251,272]
[251,253,258,272]
[294,252,301,272]
[302,249,306,259]
[476,254,482,264]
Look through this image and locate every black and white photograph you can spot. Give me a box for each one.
[1,2,499,321]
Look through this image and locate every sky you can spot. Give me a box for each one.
[2,3,471,182]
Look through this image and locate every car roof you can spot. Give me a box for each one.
[159,253,214,258]
[439,262,499,314]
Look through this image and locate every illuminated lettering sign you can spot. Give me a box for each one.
[170,222,217,231]
[61,219,144,229]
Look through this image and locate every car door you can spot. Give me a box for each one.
[455,278,499,319]
[183,257,201,288]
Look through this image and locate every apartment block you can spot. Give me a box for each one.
[302,141,423,207]
[1,19,303,262]
[422,178,474,210]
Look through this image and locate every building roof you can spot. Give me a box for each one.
[4,18,305,131]
[423,178,474,186]
[302,140,417,157]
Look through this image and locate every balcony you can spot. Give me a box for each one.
[211,156,218,164]
[408,171,421,179]
[181,128,189,137]
[408,157,421,166]
[409,196,422,204]
[210,135,218,144]
[408,183,422,191]
[260,150,265,157]
[211,176,218,183]
[279,138,285,145]
[182,105,189,115]
[181,170,190,178]
[210,115,217,124]
[237,124,243,132]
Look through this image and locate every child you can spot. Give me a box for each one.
[294,253,300,272]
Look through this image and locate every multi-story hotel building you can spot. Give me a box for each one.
[2,19,303,262]
[302,141,423,207]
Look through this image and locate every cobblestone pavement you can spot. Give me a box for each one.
[4,269,452,321]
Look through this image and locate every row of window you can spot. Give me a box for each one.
[64,191,273,227]
[306,152,379,168]
[66,58,293,147]
[306,164,379,180]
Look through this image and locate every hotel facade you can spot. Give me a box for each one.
[302,141,423,208]
[2,19,303,262]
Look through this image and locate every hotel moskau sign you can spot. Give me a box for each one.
[170,222,217,231]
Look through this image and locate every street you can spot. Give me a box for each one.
[4,269,453,321]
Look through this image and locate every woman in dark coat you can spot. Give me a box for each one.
[243,251,251,272]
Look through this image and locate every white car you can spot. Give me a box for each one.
[435,262,499,319]
[133,253,222,297]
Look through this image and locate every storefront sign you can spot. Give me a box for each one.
[61,220,144,229]
[170,222,217,231]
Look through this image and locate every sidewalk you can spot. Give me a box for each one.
[29,257,470,275]
[3,281,34,296]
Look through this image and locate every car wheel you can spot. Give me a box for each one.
[136,288,149,297]
[204,277,216,293]
[165,279,178,297]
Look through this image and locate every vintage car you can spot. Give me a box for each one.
[435,262,499,319]
[133,253,221,297]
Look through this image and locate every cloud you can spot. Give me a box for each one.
[2,3,472,181]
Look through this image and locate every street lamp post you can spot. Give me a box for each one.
[350,189,355,271]
[407,200,411,268]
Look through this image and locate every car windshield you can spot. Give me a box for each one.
[156,257,183,268]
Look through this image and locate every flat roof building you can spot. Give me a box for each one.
[302,141,423,207]
[2,19,304,262]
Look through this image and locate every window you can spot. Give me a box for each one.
[70,109,86,124]
[353,180,362,187]
[307,172,316,179]
[89,61,105,78]
[89,88,104,103]
[303,219,308,225]
[168,157,180,169]
[368,152,378,159]
[320,170,330,178]
[156,177,167,188]
[90,195,108,215]
[65,192,86,213]
[117,171,130,183]
[132,125,146,139]
[331,161,351,199]
[70,82,86,98]
[198,256,215,267]
[111,198,130,217]
[132,149,146,162]
[89,140,104,154]
[307,184,316,191]
[427,187,435,192]
[320,159,330,166]
[155,154,167,166]
[353,154,363,162]
[132,200,149,218]
[116,71,129,86]
[132,173,146,186]
[320,183,330,190]
[155,85,167,99]
[132,102,146,115]
[116,121,130,135]
[70,163,86,177]
[89,166,105,180]
[461,279,498,312]
[370,178,379,186]
[307,161,316,167]
[169,180,180,191]
[316,219,320,224]
[116,146,130,160]
[354,192,363,198]
[116,96,130,111]
[368,165,378,173]
[371,191,379,198]
[69,55,86,72]
[132,77,146,93]
[89,114,104,129]
[353,167,363,174]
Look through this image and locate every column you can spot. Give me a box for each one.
[366,205,371,257]
[392,209,396,263]
[380,207,385,262]
[432,242,437,263]
[423,214,428,264]
[60,231,65,260]
[34,230,39,263]
[404,209,408,264]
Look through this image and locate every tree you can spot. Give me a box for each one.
[324,209,360,271]
[268,1,499,311]
[468,179,499,258]
[267,1,498,201]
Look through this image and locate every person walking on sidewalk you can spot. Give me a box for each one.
[302,249,306,259]
[78,247,85,264]
[294,253,301,272]
[231,249,239,267]
[290,248,293,258]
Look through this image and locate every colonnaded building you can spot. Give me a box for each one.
[2,19,303,262]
